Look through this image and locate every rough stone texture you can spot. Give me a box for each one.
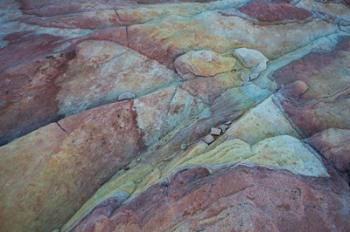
[210,127,222,135]
[56,40,177,116]
[0,33,73,145]
[239,0,312,22]
[274,36,350,137]
[0,38,176,144]
[233,47,269,80]
[175,135,328,177]
[174,50,237,78]
[1,0,350,232]
[224,96,300,144]
[202,134,215,144]
[0,101,144,232]
[308,128,350,172]
[72,166,350,232]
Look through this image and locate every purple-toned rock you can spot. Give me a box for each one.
[240,0,312,22]
[0,101,144,232]
[274,37,350,136]
[72,166,350,232]
[0,33,73,145]
[308,128,350,172]
[1,1,350,232]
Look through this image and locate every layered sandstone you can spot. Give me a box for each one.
[0,0,350,232]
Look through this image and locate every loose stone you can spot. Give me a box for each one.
[202,134,215,144]
[210,127,222,136]
[218,124,229,132]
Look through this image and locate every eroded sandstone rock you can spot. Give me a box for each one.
[308,128,350,172]
[233,47,268,80]
[210,127,222,136]
[225,96,300,144]
[0,38,177,144]
[57,40,177,116]
[274,36,350,136]
[174,50,236,78]
[239,0,312,22]
[202,134,215,144]
[1,1,350,232]
[71,166,350,232]
[0,101,144,232]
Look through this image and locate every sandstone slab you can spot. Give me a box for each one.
[308,128,350,172]
[174,50,236,78]
[71,166,350,232]
[0,101,144,232]
[0,1,350,232]
[239,0,312,22]
[225,96,300,144]
[274,36,350,136]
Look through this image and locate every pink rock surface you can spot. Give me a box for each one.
[0,100,144,232]
[274,37,350,136]
[308,128,350,172]
[0,0,350,232]
[0,36,74,145]
[72,166,350,232]
[0,32,64,71]
[240,0,312,22]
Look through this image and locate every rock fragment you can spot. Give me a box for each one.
[218,124,229,132]
[210,127,222,136]
[202,134,215,144]
[224,120,232,125]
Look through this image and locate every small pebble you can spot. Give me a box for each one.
[210,127,222,136]
[202,134,215,144]
[224,120,232,125]
[218,124,229,132]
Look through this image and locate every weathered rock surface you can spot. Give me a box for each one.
[224,96,300,144]
[274,36,350,136]
[174,50,237,78]
[0,0,350,232]
[57,40,177,116]
[0,101,144,232]
[308,128,350,172]
[239,0,312,22]
[0,37,177,145]
[233,47,268,80]
[72,166,350,232]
